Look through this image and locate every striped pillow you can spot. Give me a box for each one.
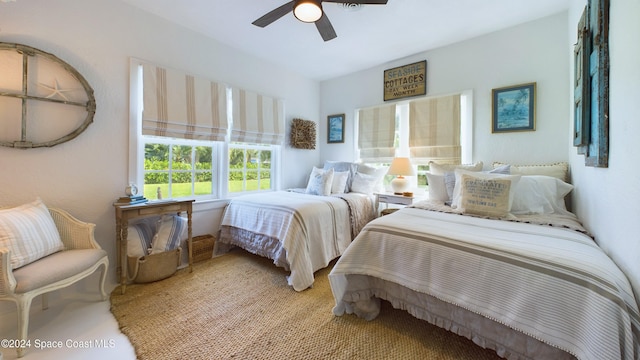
[127,218,156,257]
[150,215,187,254]
[0,199,64,269]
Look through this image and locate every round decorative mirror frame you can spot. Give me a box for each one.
[0,42,96,148]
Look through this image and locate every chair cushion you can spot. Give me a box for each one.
[12,249,107,294]
[0,199,64,269]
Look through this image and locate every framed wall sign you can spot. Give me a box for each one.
[383,60,427,101]
[491,82,536,133]
[327,114,345,143]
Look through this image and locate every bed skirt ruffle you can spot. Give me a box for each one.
[332,274,575,360]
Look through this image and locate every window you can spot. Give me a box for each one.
[228,143,273,193]
[129,59,284,201]
[143,138,215,200]
[356,91,473,191]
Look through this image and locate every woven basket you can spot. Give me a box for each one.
[192,234,215,262]
[127,248,181,284]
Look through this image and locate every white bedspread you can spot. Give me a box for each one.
[329,206,640,360]
[218,191,375,291]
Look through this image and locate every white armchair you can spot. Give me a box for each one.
[0,207,109,358]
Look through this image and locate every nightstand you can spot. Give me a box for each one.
[375,193,414,216]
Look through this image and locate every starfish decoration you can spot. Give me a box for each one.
[39,79,73,101]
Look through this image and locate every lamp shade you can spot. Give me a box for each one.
[294,0,323,23]
[387,157,416,176]
[388,157,415,194]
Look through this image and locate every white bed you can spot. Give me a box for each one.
[329,166,640,360]
[216,190,376,291]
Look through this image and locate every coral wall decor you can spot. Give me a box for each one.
[290,118,316,149]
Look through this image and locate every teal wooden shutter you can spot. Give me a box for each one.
[573,0,609,168]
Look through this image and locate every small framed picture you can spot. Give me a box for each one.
[327,114,345,143]
[492,82,536,133]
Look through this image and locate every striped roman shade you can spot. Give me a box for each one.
[142,63,228,141]
[409,94,461,164]
[358,104,396,162]
[230,87,284,145]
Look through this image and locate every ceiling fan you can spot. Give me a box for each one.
[252,0,389,42]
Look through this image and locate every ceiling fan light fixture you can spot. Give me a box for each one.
[294,0,323,23]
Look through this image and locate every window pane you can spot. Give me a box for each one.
[228,144,274,194]
[245,176,259,191]
[145,144,169,170]
[229,148,245,192]
[417,164,429,188]
[171,145,193,198]
[144,143,169,199]
[229,148,244,167]
[195,146,213,196]
[172,145,192,168]
[260,170,271,190]
[196,146,212,170]
[246,152,258,190]
[172,172,193,197]
[260,150,271,168]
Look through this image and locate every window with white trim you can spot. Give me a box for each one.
[143,138,216,200]
[228,143,274,193]
[129,59,283,200]
[356,91,473,190]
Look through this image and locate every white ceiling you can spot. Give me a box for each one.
[120,0,570,81]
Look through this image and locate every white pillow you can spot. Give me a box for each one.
[305,167,334,196]
[331,171,350,194]
[444,172,456,201]
[150,215,188,254]
[323,161,357,192]
[426,173,448,201]
[429,161,483,175]
[511,176,574,215]
[452,169,521,213]
[493,162,569,182]
[350,172,379,195]
[356,164,388,193]
[0,198,64,269]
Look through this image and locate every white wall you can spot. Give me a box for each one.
[567,0,640,299]
[0,0,320,291]
[319,13,569,168]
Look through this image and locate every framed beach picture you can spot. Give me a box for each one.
[327,114,345,143]
[492,82,536,133]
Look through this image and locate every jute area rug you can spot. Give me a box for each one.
[110,249,502,360]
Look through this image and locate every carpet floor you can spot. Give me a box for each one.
[110,249,502,360]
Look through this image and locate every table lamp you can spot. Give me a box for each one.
[387,157,415,194]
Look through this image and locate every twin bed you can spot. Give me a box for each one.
[215,161,381,291]
[216,161,640,359]
[215,190,375,291]
[329,202,640,359]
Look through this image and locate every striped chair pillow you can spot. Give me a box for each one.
[0,198,64,269]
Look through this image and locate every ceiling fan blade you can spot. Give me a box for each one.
[252,1,295,28]
[315,13,337,41]
[322,0,388,4]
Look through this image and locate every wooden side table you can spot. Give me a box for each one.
[114,199,194,294]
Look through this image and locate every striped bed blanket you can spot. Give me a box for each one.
[217,191,375,291]
[329,203,640,360]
